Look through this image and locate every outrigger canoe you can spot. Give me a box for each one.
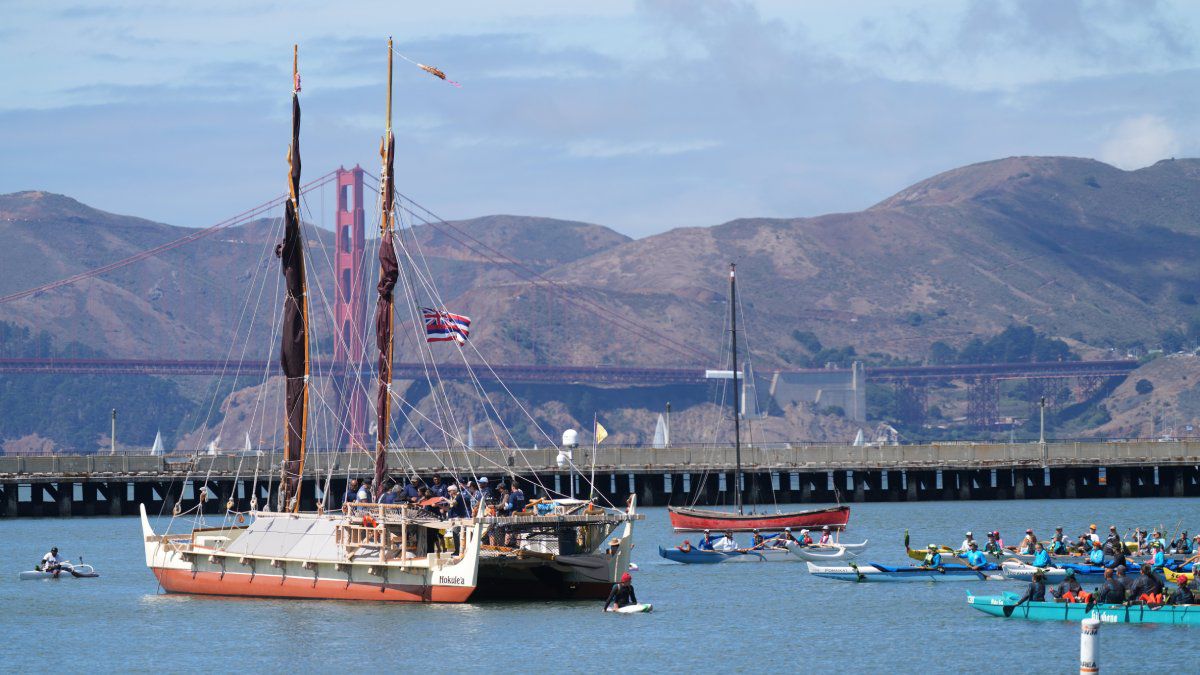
[19,563,99,580]
[659,539,865,564]
[806,561,1002,582]
[1000,561,1110,582]
[968,591,1200,624]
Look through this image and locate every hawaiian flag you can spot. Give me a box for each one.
[422,307,471,344]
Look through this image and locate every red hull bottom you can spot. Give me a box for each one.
[668,506,850,532]
[152,568,474,603]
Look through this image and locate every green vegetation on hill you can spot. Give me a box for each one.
[929,325,1076,365]
[0,321,194,452]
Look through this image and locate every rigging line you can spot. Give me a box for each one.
[0,170,341,306]
[362,175,712,364]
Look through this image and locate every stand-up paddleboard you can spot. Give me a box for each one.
[607,603,653,613]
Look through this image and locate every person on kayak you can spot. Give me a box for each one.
[1015,569,1047,605]
[40,547,63,575]
[963,541,988,571]
[1096,569,1125,604]
[1050,568,1086,602]
[1030,542,1052,568]
[1086,539,1106,566]
[750,529,766,549]
[603,572,638,611]
[1129,564,1165,605]
[818,526,833,545]
[777,527,799,546]
[1168,575,1195,605]
[921,544,944,570]
[697,530,717,551]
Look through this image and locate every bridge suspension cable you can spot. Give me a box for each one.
[0,169,342,306]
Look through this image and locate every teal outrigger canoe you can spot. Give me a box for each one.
[968,591,1200,625]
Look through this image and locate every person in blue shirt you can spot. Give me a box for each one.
[1031,542,1052,568]
[1088,541,1106,566]
[697,530,717,551]
[963,541,988,570]
[429,475,448,499]
[402,477,422,503]
[921,544,943,569]
[1050,527,1068,555]
[1171,531,1192,555]
[1149,542,1166,570]
[379,484,400,505]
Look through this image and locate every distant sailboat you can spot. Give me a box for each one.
[243,432,253,454]
[150,431,164,456]
[206,436,221,455]
[852,429,865,447]
[466,426,474,450]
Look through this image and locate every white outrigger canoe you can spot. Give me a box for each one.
[659,539,867,564]
[806,560,1004,582]
[19,563,99,580]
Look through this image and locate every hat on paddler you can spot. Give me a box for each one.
[620,572,632,583]
[928,544,938,550]
[1064,568,1075,578]
[1089,524,1097,530]
[1178,575,1190,585]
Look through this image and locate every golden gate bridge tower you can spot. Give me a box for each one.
[333,166,368,449]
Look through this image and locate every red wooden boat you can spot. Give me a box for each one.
[668,505,850,532]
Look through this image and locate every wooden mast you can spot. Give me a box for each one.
[279,44,309,512]
[373,38,397,498]
[730,263,743,515]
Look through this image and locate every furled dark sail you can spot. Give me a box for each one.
[374,129,397,498]
[278,60,308,512]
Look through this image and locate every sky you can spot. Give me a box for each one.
[3,0,1200,238]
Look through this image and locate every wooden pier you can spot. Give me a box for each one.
[2,440,1199,517]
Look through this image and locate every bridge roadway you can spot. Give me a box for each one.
[1,439,1194,517]
[0,357,1139,385]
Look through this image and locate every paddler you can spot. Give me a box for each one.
[602,572,638,612]
[983,532,1002,555]
[1129,564,1165,605]
[1096,569,1125,604]
[959,531,975,551]
[750,529,766,549]
[1168,575,1196,605]
[1171,530,1192,555]
[921,544,944,570]
[818,526,833,545]
[1030,542,1051,568]
[1050,527,1068,555]
[1086,539,1106,566]
[1050,568,1086,603]
[1017,529,1037,555]
[1015,569,1047,606]
[1149,541,1167,570]
[963,541,988,571]
[677,539,693,553]
[799,529,814,546]
[697,530,716,551]
[40,547,63,576]
[714,530,738,551]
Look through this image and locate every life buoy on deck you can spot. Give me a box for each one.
[362,514,378,528]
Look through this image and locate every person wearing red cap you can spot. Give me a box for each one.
[603,571,638,611]
[1168,575,1195,605]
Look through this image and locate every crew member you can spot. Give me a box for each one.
[1031,542,1051,568]
[1168,575,1195,605]
[1128,564,1165,605]
[1017,529,1037,555]
[40,547,62,575]
[750,529,766,549]
[922,544,943,569]
[799,529,814,546]
[1051,568,1086,603]
[963,541,988,571]
[818,526,833,545]
[714,530,738,551]
[1015,570,1047,605]
[1150,542,1167,570]
[959,531,975,551]
[603,572,638,611]
[1050,527,1068,555]
[697,530,717,551]
[677,539,693,553]
[1087,540,1106,566]
[1096,569,1125,604]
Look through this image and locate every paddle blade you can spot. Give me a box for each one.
[904,529,910,549]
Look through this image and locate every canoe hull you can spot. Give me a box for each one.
[658,545,791,564]
[968,592,1200,624]
[807,561,1000,582]
[668,506,850,532]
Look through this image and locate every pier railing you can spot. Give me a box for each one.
[3,440,1200,478]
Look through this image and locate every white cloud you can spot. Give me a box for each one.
[1099,115,1180,169]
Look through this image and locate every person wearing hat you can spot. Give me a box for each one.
[1015,569,1047,607]
[1030,542,1051,569]
[799,529,814,546]
[921,544,944,570]
[1050,526,1068,555]
[959,531,976,552]
[1168,574,1195,605]
[1087,524,1101,546]
[1151,530,1168,551]
[445,484,470,555]
[778,527,798,546]
[603,571,639,611]
[1106,542,1128,573]
[714,529,738,552]
[697,529,717,551]
[1170,530,1192,555]
[356,478,372,504]
[40,546,63,575]
[1087,538,1106,566]
[1018,529,1037,555]
[963,541,988,571]
[983,531,1002,555]
[1051,567,1085,603]
[818,526,833,546]
[402,476,422,503]
[993,530,1005,549]
[750,529,766,549]
[1149,541,1167,570]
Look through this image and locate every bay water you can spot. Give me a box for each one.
[2,497,1197,672]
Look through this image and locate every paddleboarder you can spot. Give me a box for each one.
[603,572,638,612]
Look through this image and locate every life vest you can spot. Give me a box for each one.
[1062,590,1093,603]
[362,514,378,528]
[1138,592,1164,605]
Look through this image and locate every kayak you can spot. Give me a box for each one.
[607,603,653,613]
[19,564,99,580]
[784,541,864,561]
[967,591,1200,624]
[806,561,1002,582]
